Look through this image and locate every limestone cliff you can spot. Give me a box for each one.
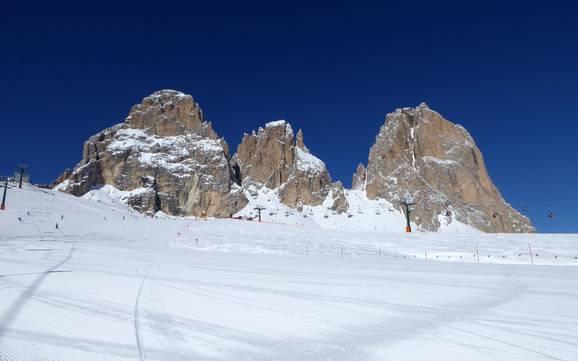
[54,91,532,232]
[234,120,345,211]
[55,90,246,217]
[351,164,366,191]
[360,103,534,232]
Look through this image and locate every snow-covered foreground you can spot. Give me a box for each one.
[1,186,577,360]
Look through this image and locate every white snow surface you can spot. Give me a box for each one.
[146,89,190,101]
[235,187,479,234]
[264,119,288,128]
[294,147,326,175]
[1,186,577,360]
[81,184,151,207]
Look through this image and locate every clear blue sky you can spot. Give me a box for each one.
[1,1,577,233]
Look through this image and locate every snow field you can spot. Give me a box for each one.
[0,186,577,360]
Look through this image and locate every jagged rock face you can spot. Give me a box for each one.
[364,103,534,233]
[50,169,72,188]
[235,120,295,189]
[278,146,333,207]
[56,90,247,217]
[126,90,217,138]
[329,181,349,214]
[235,120,334,208]
[56,90,529,232]
[351,163,366,191]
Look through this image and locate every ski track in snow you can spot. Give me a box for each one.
[0,189,78,341]
[0,186,577,360]
[134,264,152,361]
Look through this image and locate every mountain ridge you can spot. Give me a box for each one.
[53,90,534,233]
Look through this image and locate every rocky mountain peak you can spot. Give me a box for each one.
[234,120,335,208]
[53,91,533,233]
[54,90,246,217]
[364,104,534,232]
[236,119,295,188]
[296,129,308,151]
[351,163,366,190]
[126,89,217,138]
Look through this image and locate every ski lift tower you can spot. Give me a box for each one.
[400,200,415,233]
[1,177,12,210]
[253,205,266,222]
[16,164,28,189]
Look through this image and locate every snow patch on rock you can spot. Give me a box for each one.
[295,147,325,174]
[81,184,151,208]
[234,187,480,234]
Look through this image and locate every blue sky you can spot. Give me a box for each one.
[1,1,577,232]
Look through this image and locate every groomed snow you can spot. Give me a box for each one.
[0,186,577,360]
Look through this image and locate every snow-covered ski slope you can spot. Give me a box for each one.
[83,184,479,233]
[0,186,577,361]
[232,186,480,233]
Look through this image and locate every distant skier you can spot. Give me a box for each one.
[18,217,22,222]
[55,223,59,229]
[61,214,64,220]
[27,211,30,216]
